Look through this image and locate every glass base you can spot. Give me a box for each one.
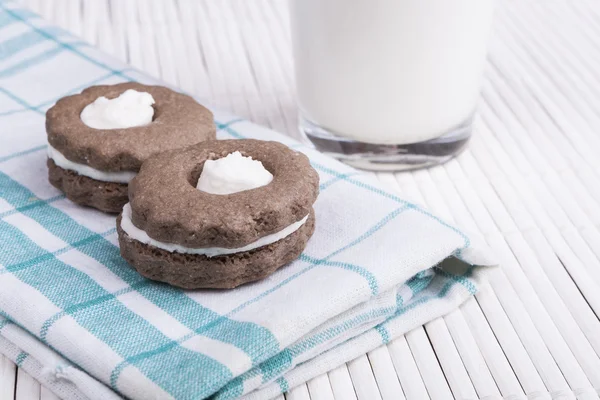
[300,116,473,171]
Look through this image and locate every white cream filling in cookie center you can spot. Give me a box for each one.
[197,151,273,195]
[47,144,136,183]
[120,203,308,257]
[80,89,155,130]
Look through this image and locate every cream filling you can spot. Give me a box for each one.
[80,89,155,130]
[47,144,136,184]
[120,203,309,257]
[196,151,273,195]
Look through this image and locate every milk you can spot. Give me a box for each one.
[291,0,494,145]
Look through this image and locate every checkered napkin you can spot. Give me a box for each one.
[0,2,495,399]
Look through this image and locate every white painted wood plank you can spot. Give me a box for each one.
[174,1,214,100]
[367,346,405,400]
[285,383,311,400]
[80,0,99,46]
[459,297,527,399]
[347,355,382,400]
[64,0,82,38]
[424,318,477,400]
[443,310,502,399]
[327,364,357,400]
[386,336,428,400]
[445,146,597,396]
[414,163,559,398]
[306,374,335,400]
[406,167,538,398]
[0,355,16,400]
[39,0,55,21]
[465,127,600,388]
[405,328,453,400]
[95,1,117,59]
[51,0,68,33]
[424,157,576,396]
[134,1,161,80]
[14,369,40,400]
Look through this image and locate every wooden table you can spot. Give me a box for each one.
[3,0,600,399]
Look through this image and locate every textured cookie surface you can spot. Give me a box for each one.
[129,139,320,248]
[117,210,315,289]
[48,159,128,214]
[46,82,216,172]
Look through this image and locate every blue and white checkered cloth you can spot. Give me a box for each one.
[0,2,495,399]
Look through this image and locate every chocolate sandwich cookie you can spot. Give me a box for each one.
[117,139,320,289]
[46,82,215,213]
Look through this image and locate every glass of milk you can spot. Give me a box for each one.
[290,0,494,170]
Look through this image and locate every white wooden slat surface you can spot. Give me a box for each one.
[14,370,39,400]
[327,365,358,400]
[0,355,15,400]
[286,384,311,400]
[306,374,335,400]
[366,346,404,400]
[347,355,382,400]
[5,0,600,399]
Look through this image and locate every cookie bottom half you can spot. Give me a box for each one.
[116,211,316,289]
[47,159,128,214]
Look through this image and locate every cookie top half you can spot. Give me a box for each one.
[46,82,215,172]
[128,139,320,248]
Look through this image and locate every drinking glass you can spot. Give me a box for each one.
[290,0,494,170]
